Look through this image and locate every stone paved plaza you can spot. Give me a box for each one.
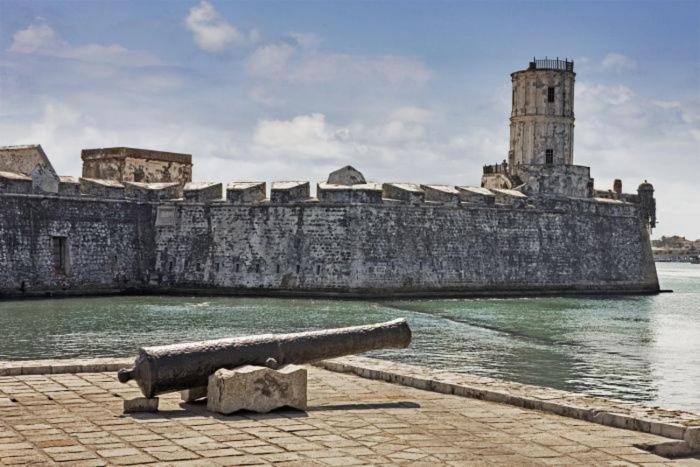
[0,366,697,466]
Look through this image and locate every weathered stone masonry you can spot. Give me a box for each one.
[150,199,657,296]
[0,194,155,295]
[0,188,658,298]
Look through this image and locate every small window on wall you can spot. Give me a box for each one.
[545,149,554,165]
[52,236,68,274]
[547,87,555,103]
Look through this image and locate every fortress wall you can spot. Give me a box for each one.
[153,200,659,295]
[0,194,156,296]
[0,193,659,298]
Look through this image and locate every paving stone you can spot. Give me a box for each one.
[0,364,696,466]
[123,397,159,413]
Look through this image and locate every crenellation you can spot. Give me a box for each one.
[124,181,183,201]
[456,186,496,205]
[421,184,461,205]
[270,181,311,203]
[58,176,81,197]
[491,188,528,206]
[184,182,223,202]
[317,182,382,204]
[79,177,125,199]
[226,181,266,204]
[0,170,33,194]
[382,183,425,204]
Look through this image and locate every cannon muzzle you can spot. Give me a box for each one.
[118,318,411,397]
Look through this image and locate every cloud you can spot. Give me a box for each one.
[246,42,296,77]
[185,0,256,52]
[574,80,699,236]
[248,85,284,106]
[246,35,433,84]
[8,19,161,67]
[600,52,637,73]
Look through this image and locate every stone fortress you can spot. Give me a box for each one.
[0,58,659,298]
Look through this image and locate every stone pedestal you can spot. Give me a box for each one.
[124,397,159,413]
[180,386,207,402]
[207,365,307,414]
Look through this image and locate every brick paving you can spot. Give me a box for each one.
[0,367,697,466]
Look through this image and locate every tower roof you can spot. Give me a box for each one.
[527,57,574,72]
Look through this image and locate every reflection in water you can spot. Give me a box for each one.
[0,263,698,412]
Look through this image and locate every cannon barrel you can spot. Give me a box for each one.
[118,318,411,397]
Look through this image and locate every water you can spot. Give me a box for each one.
[0,263,698,412]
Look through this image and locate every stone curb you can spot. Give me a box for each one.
[313,356,700,454]
[0,358,132,376]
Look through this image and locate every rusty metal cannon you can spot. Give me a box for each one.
[118,318,411,398]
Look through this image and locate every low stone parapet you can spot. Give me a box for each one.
[456,186,496,205]
[226,181,266,204]
[317,182,382,204]
[124,181,182,201]
[58,176,81,197]
[80,177,125,199]
[382,183,424,204]
[0,171,32,194]
[184,182,222,202]
[421,184,460,205]
[270,181,310,203]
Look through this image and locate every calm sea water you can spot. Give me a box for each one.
[0,262,698,412]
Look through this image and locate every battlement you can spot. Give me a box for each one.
[0,144,656,233]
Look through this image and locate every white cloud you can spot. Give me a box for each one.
[389,106,434,124]
[288,32,322,49]
[246,42,296,77]
[246,35,433,84]
[600,52,637,73]
[8,19,161,67]
[574,80,699,237]
[185,0,256,52]
[248,85,284,106]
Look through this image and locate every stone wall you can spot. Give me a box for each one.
[0,194,156,296]
[514,164,592,198]
[0,190,659,298]
[151,198,658,296]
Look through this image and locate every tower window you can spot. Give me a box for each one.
[547,87,555,103]
[545,149,554,164]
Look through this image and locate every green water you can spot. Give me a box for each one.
[1,262,698,412]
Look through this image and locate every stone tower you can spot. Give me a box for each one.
[482,58,592,198]
[509,58,575,167]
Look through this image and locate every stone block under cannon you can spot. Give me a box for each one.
[118,319,412,400]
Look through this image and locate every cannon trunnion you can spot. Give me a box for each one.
[118,318,412,398]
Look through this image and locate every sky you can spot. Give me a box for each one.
[0,0,698,238]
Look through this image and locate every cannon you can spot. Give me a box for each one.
[118,318,411,398]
